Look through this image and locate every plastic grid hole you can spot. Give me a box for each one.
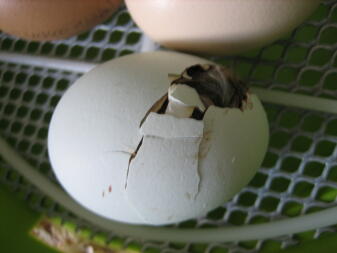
[285,46,309,63]
[10,121,23,134]
[261,44,284,61]
[326,119,337,137]
[293,230,316,242]
[259,240,282,253]
[237,192,258,207]
[249,215,270,225]
[85,46,100,61]
[259,196,280,212]
[23,124,36,137]
[292,181,314,198]
[49,95,61,108]
[56,79,69,91]
[275,66,299,85]
[249,172,268,188]
[37,127,48,140]
[206,207,226,221]
[126,32,141,45]
[0,86,9,98]
[270,131,292,149]
[252,64,275,82]
[35,93,49,105]
[228,210,247,225]
[168,242,187,250]
[4,103,16,116]
[299,69,323,88]
[189,244,208,253]
[1,38,13,50]
[13,39,26,52]
[309,48,334,67]
[93,30,108,43]
[327,165,337,182]
[261,152,279,169]
[314,140,336,157]
[69,45,84,59]
[17,140,30,152]
[238,240,258,251]
[143,247,161,253]
[30,143,44,155]
[303,161,325,178]
[27,42,40,54]
[279,111,301,129]
[281,201,304,217]
[209,245,229,253]
[290,136,313,153]
[55,44,69,57]
[40,42,54,55]
[270,177,291,193]
[301,114,325,132]
[316,186,337,203]
[9,88,21,100]
[323,72,337,91]
[0,118,10,131]
[15,72,27,85]
[294,24,319,43]
[2,71,14,83]
[22,90,35,103]
[5,170,20,182]
[319,26,337,45]
[102,48,116,61]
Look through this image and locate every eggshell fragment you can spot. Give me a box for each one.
[126,132,203,224]
[169,84,205,111]
[0,0,121,41]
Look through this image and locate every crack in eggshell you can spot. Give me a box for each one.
[125,132,203,224]
[123,63,250,224]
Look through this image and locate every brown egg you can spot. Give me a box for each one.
[0,0,121,41]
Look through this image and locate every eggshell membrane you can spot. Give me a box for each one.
[0,0,121,41]
[125,0,321,55]
[48,51,269,225]
[48,51,212,224]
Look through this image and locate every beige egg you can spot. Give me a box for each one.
[0,0,121,41]
[125,0,321,55]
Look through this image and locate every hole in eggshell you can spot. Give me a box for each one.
[171,64,248,110]
[140,64,249,126]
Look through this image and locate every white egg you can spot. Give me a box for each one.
[48,51,269,225]
[125,0,321,55]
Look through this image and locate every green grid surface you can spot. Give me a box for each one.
[0,1,337,253]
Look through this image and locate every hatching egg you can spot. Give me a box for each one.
[48,51,269,225]
[0,0,121,41]
[125,0,321,55]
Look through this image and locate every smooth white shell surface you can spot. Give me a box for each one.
[48,51,269,225]
[125,0,321,55]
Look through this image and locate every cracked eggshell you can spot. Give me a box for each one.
[48,51,211,224]
[126,94,269,224]
[125,0,321,55]
[49,51,269,225]
[126,113,204,224]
